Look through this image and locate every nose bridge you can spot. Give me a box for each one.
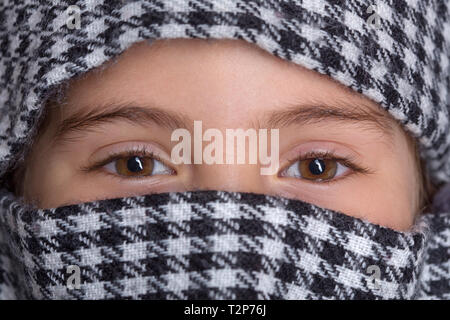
[175,121,276,193]
[191,163,266,193]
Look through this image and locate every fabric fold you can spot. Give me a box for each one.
[1,189,446,300]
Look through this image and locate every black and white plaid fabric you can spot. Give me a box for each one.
[0,0,449,300]
[0,189,448,300]
[0,0,449,185]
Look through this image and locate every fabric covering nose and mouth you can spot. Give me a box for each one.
[0,189,448,300]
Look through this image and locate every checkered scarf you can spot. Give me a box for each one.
[0,0,449,300]
[0,189,448,300]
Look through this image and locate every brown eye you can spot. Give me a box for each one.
[115,156,154,177]
[298,158,338,181]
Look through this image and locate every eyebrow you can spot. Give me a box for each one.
[263,101,394,136]
[53,100,394,143]
[55,104,190,141]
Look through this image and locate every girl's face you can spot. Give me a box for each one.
[21,39,420,231]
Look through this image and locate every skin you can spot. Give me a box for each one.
[20,39,420,231]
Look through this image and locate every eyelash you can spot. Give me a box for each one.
[281,150,372,183]
[81,147,372,184]
[81,146,175,177]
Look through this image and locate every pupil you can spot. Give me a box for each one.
[127,156,144,173]
[309,159,325,175]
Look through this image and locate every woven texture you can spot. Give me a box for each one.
[0,0,449,184]
[0,0,449,300]
[0,189,448,300]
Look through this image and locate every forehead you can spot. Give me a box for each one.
[60,38,389,128]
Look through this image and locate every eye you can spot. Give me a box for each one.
[281,157,351,182]
[104,155,174,178]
